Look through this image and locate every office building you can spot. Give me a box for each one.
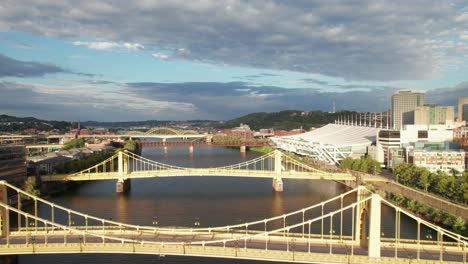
[376,130,401,166]
[409,148,465,174]
[0,145,27,184]
[414,105,454,125]
[391,90,425,130]
[459,97,468,122]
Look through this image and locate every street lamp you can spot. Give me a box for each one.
[426,231,433,240]
[194,217,200,227]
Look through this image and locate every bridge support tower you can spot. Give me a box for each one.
[0,183,9,237]
[116,151,131,193]
[367,193,381,258]
[355,187,381,259]
[272,150,283,192]
[0,183,16,264]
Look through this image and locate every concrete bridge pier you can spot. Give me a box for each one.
[189,145,194,154]
[272,178,283,192]
[163,146,168,155]
[240,145,246,153]
[116,178,131,193]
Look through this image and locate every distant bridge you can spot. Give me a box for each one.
[41,150,387,192]
[0,181,466,263]
[1,127,208,144]
[138,140,270,148]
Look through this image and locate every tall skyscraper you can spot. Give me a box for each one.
[459,97,468,122]
[391,90,425,130]
[414,105,454,125]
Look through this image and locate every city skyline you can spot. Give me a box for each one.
[1,1,468,121]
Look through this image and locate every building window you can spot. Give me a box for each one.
[418,130,428,138]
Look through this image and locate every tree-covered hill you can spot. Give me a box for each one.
[0,114,75,133]
[213,110,358,130]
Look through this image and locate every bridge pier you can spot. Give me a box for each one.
[272,178,283,192]
[240,145,246,153]
[116,179,131,193]
[189,145,194,154]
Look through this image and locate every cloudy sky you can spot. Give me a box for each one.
[1,0,468,121]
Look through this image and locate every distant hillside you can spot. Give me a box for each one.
[82,120,213,128]
[0,115,74,133]
[214,110,358,131]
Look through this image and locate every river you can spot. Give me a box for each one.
[18,146,427,264]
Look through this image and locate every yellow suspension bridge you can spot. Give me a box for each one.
[41,150,385,192]
[0,181,466,263]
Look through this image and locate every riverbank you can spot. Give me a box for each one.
[249,146,274,154]
[364,182,468,237]
[38,149,118,196]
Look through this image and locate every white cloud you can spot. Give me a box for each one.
[2,1,468,81]
[151,53,170,60]
[71,41,144,51]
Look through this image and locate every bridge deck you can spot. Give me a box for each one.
[1,231,465,263]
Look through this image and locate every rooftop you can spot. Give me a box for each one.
[281,124,380,147]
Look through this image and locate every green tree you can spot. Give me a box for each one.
[340,157,354,170]
[453,217,466,234]
[407,199,421,213]
[21,177,40,200]
[351,159,361,171]
[368,158,381,175]
[435,171,456,198]
[358,158,369,173]
[392,193,406,206]
[62,138,85,150]
[416,167,431,191]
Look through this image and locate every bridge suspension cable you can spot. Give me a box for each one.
[0,181,365,235]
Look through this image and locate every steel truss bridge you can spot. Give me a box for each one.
[0,181,466,263]
[41,150,385,192]
[0,127,207,145]
[138,139,270,148]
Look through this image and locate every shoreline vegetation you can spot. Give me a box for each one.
[249,146,274,155]
[36,139,142,197]
[393,163,468,205]
[364,186,467,237]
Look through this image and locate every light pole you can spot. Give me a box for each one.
[194,217,200,227]
[152,216,158,226]
[396,173,399,183]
